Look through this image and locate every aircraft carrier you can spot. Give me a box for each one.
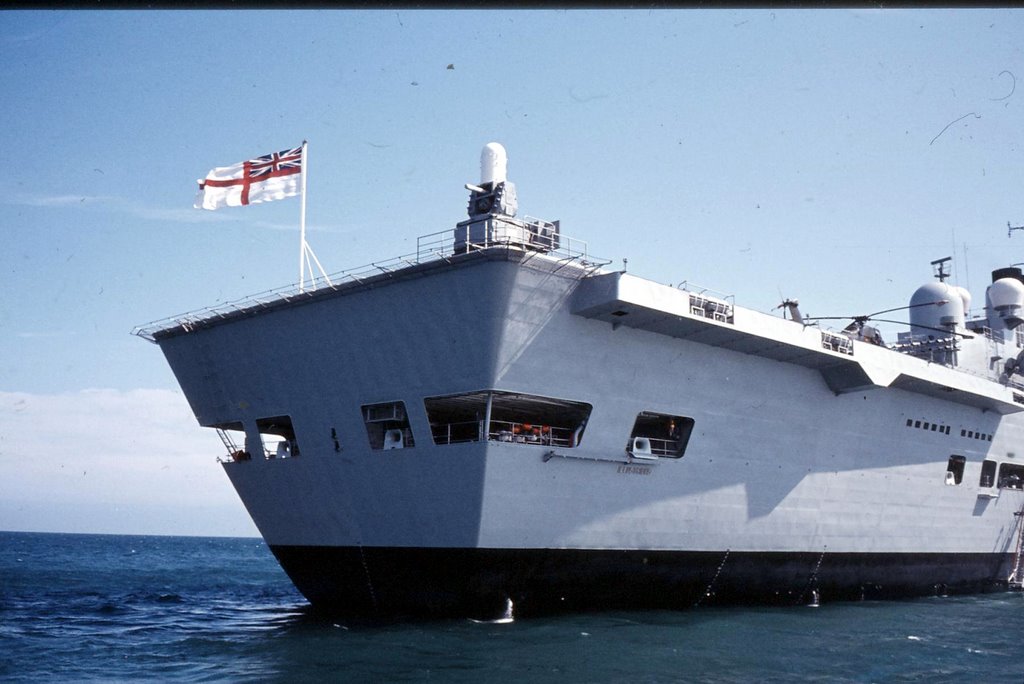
[135,143,1024,618]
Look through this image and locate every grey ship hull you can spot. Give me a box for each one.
[152,247,1024,618]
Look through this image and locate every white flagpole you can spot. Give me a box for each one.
[299,140,309,292]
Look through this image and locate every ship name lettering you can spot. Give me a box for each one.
[617,465,652,476]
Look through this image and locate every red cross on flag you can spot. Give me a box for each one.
[195,145,303,210]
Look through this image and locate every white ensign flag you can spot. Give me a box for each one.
[194,145,303,210]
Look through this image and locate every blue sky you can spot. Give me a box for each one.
[2,9,1023,536]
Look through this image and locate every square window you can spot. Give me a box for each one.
[361,401,415,450]
[627,412,695,459]
[256,415,300,459]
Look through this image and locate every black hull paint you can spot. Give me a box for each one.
[269,545,1014,619]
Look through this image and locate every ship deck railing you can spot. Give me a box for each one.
[416,220,600,267]
[488,419,576,448]
[429,418,576,447]
[133,225,610,342]
[629,435,680,457]
[429,420,483,445]
[674,281,735,307]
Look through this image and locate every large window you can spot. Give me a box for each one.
[424,391,592,448]
[627,412,695,459]
[362,401,415,450]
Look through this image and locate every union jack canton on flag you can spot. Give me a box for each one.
[195,145,303,210]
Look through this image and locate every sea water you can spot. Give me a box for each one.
[2,531,1023,683]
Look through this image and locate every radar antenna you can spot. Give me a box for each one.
[1009,221,1024,238]
[930,256,952,283]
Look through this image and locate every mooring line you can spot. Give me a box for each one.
[356,543,379,611]
[339,477,379,611]
[694,548,730,607]
[801,546,827,605]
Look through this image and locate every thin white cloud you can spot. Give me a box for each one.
[15,331,73,339]
[249,218,358,234]
[128,202,238,225]
[4,192,229,224]
[11,194,118,207]
[3,192,348,232]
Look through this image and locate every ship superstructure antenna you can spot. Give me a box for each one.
[1008,221,1024,238]
[298,141,333,292]
[931,256,952,282]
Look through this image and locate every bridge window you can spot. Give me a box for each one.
[362,401,415,450]
[627,412,695,459]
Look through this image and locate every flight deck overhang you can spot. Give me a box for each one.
[135,235,606,344]
[573,271,1024,415]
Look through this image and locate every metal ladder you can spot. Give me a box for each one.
[1008,504,1024,590]
[215,428,240,461]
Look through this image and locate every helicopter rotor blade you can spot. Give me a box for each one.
[867,318,974,339]
[863,300,948,319]
[803,300,949,325]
